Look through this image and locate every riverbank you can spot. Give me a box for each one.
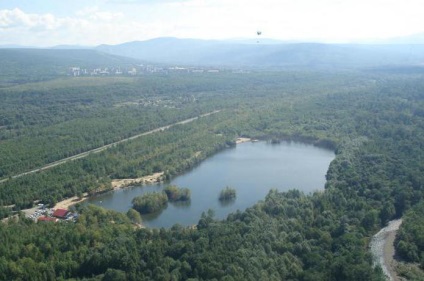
[370,219,403,281]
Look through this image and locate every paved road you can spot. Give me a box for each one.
[0,110,220,184]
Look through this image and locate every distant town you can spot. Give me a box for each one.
[68,64,250,77]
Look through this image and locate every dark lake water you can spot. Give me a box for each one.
[85,141,334,228]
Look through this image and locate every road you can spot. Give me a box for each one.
[0,110,220,184]
[370,219,403,281]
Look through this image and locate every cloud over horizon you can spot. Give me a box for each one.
[1,0,424,46]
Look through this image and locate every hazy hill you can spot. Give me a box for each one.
[97,37,424,69]
[365,32,424,44]
[0,49,139,86]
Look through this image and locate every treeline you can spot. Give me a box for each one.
[395,201,424,277]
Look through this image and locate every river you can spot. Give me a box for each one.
[85,141,335,228]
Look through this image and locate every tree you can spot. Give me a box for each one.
[126,208,142,224]
[219,187,236,201]
[102,268,127,281]
[132,192,168,214]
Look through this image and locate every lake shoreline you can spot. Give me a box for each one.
[85,141,334,228]
[54,194,88,210]
[54,140,251,210]
[50,172,165,211]
[111,172,164,190]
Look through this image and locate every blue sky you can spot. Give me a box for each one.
[1,0,424,46]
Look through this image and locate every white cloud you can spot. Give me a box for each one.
[1,0,424,46]
[0,8,144,46]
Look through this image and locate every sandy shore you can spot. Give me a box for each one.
[45,173,164,211]
[236,137,251,144]
[111,172,164,190]
[54,193,88,210]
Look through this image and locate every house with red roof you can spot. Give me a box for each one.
[38,216,58,223]
[53,208,70,219]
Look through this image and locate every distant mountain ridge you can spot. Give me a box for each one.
[96,37,424,69]
[2,34,424,74]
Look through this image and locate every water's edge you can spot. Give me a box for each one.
[86,141,335,228]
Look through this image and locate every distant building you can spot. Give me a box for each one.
[128,68,137,75]
[53,209,69,219]
[69,67,81,76]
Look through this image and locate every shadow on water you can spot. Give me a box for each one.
[141,207,167,221]
[171,200,191,209]
[219,199,236,207]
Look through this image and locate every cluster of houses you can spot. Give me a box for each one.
[69,67,137,76]
[68,64,229,77]
[27,205,78,223]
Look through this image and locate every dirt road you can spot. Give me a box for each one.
[370,219,403,281]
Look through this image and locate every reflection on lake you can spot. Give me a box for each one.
[85,141,335,228]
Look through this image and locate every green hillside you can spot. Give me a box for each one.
[0,49,139,86]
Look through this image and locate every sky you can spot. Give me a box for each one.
[1,0,424,46]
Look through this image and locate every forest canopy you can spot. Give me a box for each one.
[0,67,423,280]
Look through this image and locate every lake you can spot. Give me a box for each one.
[85,141,335,228]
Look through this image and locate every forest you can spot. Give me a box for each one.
[0,65,424,280]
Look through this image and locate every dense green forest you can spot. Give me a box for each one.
[395,202,424,280]
[1,67,424,280]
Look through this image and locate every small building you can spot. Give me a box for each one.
[38,216,58,223]
[53,209,69,219]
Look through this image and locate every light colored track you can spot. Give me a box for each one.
[0,110,220,184]
[370,219,403,281]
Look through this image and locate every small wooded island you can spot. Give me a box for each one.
[219,187,237,201]
[164,185,191,202]
[132,185,191,214]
